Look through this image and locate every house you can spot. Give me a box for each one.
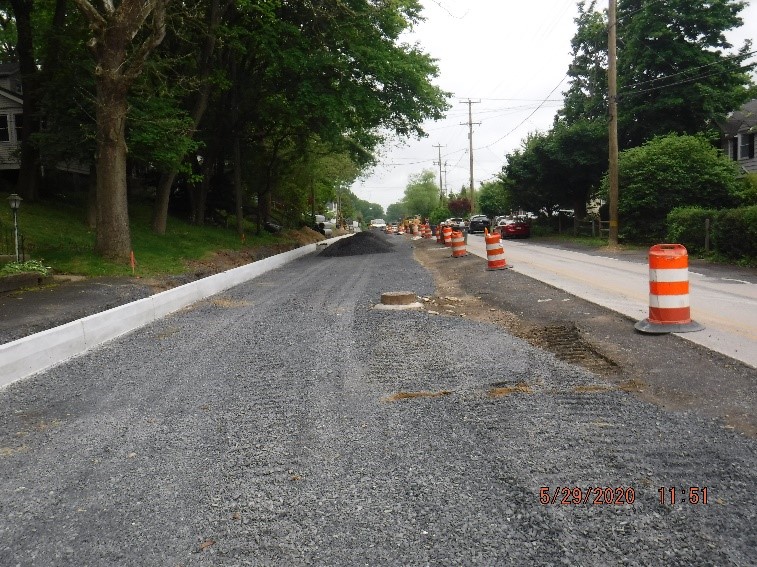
[0,62,24,171]
[0,62,88,179]
[720,98,757,175]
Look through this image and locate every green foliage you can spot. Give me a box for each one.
[386,202,408,222]
[0,260,51,276]
[734,173,757,205]
[477,179,512,218]
[504,119,607,216]
[128,96,199,172]
[401,170,440,219]
[609,134,740,242]
[560,1,608,124]
[669,205,757,261]
[617,0,754,147]
[666,206,719,253]
[711,206,757,260]
[429,205,451,226]
[0,194,286,277]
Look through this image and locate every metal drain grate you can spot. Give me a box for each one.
[524,323,618,374]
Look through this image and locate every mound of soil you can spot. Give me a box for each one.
[319,231,394,257]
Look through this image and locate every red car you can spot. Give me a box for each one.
[495,218,530,238]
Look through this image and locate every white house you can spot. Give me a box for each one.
[721,99,757,175]
[0,62,24,171]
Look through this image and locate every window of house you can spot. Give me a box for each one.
[14,114,22,142]
[0,115,9,142]
[740,132,755,160]
[730,137,738,160]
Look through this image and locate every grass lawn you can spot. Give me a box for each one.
[0,193,293,278]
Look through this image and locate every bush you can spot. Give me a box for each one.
[1,260,51,276]
[666,207,718,254]
[712,206,757,260]
[610,134,740,242]
[734,173,757,206]
[667,205,757,260]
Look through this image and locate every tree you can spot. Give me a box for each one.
[606,133,740,241]
[447,195,471,217]
[503,132,561,215]
[618,0,754,147]
[477,178,512,218]
[386,202,408,222]
[72,0,168,259]
[402,170,439,219]
[560,0,608,125]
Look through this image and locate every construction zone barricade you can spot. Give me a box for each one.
[435,225,443,244]
[423,224,432,239]
[635,244,704,334]
[484,228,509,270]
[442,225,453,247]
[451,231,467,257]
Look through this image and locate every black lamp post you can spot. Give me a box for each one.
[7,193,22,262]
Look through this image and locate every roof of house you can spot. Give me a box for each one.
[721,99,757,136]
[0,62,20,77]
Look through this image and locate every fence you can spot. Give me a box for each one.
[564,218,610,237]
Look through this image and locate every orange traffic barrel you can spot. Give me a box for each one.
[635,244,704,334]
[442,225,453,247]
[451,231,467,257]
[424,224,432,239]
[484,229,508,270]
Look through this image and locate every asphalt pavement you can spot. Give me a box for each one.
[0,232,755,566]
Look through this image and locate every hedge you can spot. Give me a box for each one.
[666,205,757,259]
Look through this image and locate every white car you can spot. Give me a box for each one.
[370,219,387,229]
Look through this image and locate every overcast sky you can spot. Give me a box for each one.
[350,0,757,213]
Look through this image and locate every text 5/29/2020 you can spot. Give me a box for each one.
[539,486,636,506]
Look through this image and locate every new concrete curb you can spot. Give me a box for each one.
[0,237,344,389]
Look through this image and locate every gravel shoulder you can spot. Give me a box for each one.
[0,231,755,566]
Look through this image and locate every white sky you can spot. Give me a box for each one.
[350,0,757,213]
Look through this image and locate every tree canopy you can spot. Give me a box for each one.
[0,0,449,257]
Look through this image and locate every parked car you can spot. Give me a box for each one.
[494,218,530,238]
[445,218,466,231]
[370,219,386,229]
[468,214,491,233]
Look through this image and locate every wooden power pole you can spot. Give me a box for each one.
[433,144,445,201]
[461,99,480,212]
[608,0,619,246]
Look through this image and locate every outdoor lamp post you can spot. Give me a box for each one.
[7,193,22,262]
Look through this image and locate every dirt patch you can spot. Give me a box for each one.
[488,382,533,398]
[384,390,452,402]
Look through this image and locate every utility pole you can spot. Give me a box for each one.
[460,99,480,213]
[433,144,445,201]
[608,0,619,246]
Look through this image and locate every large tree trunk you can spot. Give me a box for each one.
[87,164,97,229]
[72,0,167,259]
[94,87,130,258]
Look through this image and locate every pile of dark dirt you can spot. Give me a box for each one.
[319,230,395,257]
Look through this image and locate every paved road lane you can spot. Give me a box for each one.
[466,235,757,368]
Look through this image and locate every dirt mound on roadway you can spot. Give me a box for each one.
[319,231,394,257]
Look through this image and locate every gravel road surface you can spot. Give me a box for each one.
[1,232,755,566]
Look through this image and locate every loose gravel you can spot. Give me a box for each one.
[0,232,755,566]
